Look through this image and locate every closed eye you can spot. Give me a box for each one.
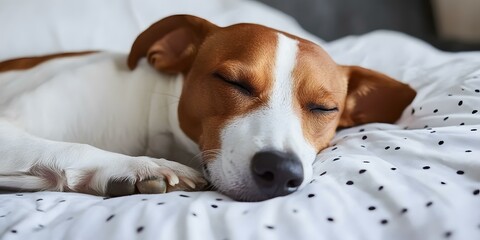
[213,72,253,96]
[307,103,338,114]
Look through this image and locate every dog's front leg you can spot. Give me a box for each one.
[0,120,206,196]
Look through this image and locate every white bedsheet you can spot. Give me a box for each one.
[1,1,480,240]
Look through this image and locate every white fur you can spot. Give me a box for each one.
[209,33,316,200]
[0,53,201,194]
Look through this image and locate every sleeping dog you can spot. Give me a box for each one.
[0,15,415,201]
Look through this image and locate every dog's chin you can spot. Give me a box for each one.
[216,185,277,202]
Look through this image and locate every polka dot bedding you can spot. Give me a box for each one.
[1,32,479,240]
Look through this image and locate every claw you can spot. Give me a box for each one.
[159,168,179,186]
[181,177,196,189]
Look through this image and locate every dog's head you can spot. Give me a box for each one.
[128,15,416,201]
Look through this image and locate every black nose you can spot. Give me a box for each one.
[251,150,304,198]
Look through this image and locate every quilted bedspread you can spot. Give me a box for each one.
[1,0,479,240]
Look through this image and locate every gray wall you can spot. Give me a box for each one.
[257,0,435,41]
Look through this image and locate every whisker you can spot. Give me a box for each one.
[151,91,181,99]
[190,149,221,170]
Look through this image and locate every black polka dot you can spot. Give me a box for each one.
[59,200,66,203]
[211,204,218,208]
[36,198,43,201]
[475,89,479,93]
[466,150,472,153]
[331,147,338,151]
[378,186,384,191]
[362,135,368,140]
[430,131,436,133]
[157,202,165,205]
[441,181,446,185]
[359,169,367,174]
[333,157,340,161]
[137,226,144,233]
[380,219,388,225]
[473,110,478,114]
[460,122,465,126]
[443,117,449,121]
[106,214,115,222]
[391,168,397,171]
[458,100,463,106]
[424,125,429,128]
[457,170,465,175]
[444,231,452,238]
[192,213,197,217]
[473,189,479,195]
[395,147,401,150]
[401,208,408,214]
[472,129,478,131]
[16,194,23,196]
[368,206,376,211]
[179,194,190,198]
[385,146,390,150]
[216,198,223,201]
[265,225,275,230]
[433,109,438,113]
[327,217,334,222]
[411,108,415,115]
[346,181,354,185]
[364,161,370,163]
[308,194,315,198]
[423,166,430,170]
[359,129,365,132]
[11,230,17,233]
[438,141,444,145]
[141,198,147,201]
[320,171,327,176]
[426,201,433,207]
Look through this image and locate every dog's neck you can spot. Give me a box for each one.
[145,72,200,169]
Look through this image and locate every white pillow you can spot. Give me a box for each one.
[0,0,322,61]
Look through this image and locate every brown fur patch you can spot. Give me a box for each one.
[292,40,348,151]
[0,51,96,72]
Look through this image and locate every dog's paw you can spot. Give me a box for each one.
[69,156,207,197]
[105,158,207,197]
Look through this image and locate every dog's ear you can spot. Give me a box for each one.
[127,15,218,74]
[338,66,416,128]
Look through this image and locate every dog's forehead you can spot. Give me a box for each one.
[204,23,338,72]
[200,23,279,63]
